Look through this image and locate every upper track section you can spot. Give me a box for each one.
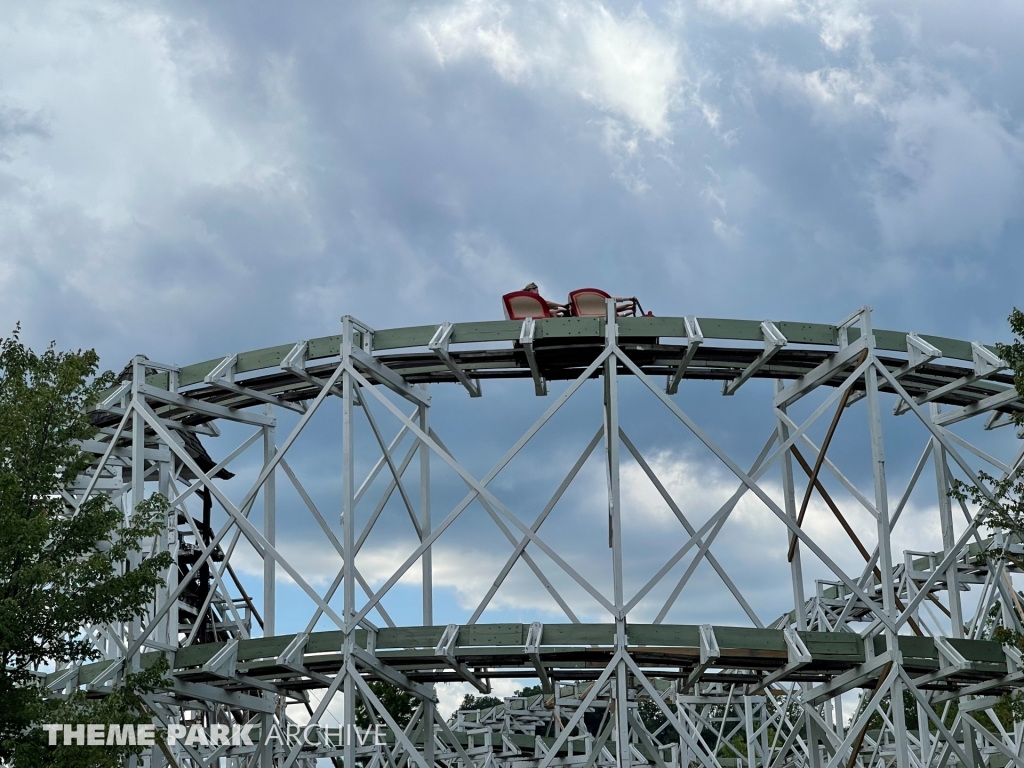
[96,316,1023,427]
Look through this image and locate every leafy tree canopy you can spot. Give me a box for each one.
[459,694,503,712]
[354,681,418,730]
[0,327,172,765]
[948,308,1024,722]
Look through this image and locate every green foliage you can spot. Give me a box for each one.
[945,308,1024,723]
[514,684,543,698]
[995,307,1024,426]
[949,469,1024,553]
[638,697,678,744]
[353,681,418,730]
[10,658,169,767]
[862,689,920,731]
[0,327,173,764]
[459,694,502,711]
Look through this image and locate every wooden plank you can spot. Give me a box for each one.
[776,322,838,346]
[949,639,1006,664]
[238,635,293,661]
[535,317,604,339]
[308,335,343,359]
[174,643,226,669]
[377,626,446,649]
[917,335,975,361]
[618,317,687,338]
[714,626,785,651]
[236,344,295,375]
[450,321,522,344]
[695,318,763,341]
[627,624,700,647]
[374,326,441,351]
[178,358,224,387]
[305,630,353,654]
[458,624,527,647]
[541,624,615,645]
[799,632,865,662]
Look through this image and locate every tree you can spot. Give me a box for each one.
[0,327,173,765]
[999,308,1024,426]
[353,681,418,730]
[947,308,1024,722]
[514,684,543,698]
[458,694,503,712]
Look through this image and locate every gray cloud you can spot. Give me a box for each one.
[2,0,1022,636]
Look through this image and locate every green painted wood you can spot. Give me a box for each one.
[617,317,686,338]
[949,638,1006,664]
[696,318,764,341]
[458,624,527,646]
[175,643,226,668]
[714,626,786,651]
[114,316,1003,398]
[308,334,344,359]
[237,636,293,661]
[535,318,604,339]
[628,625,700,646]
[377,626,447,648]
[306,630,351,654]
[799,632,865,662]
[178,358,226,387]
[872,635,939,659]
[236,344,295,375]
[776,322,839,345]
[374,326,441,351]
[450,321,522,344]
[542,624,615,645]
[918,335,975,361]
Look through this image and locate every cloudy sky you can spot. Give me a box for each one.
[4,0,1024,714]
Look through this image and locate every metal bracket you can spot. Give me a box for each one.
[275,632,309,670]
[85,658,124,692]
[281,339,350,401]
[200,638,239,679]
[784,626,812,665]
[667,316,703,395]
[985,410,1017,431]
[836,307,869,349]
[896,341,1007,415]
[47,665,81,693]
[525,621,552,693]
[435,623,460,658]
[723,322,787,396]
[913,637,970,687]
[435,623,489,693]
[520,319,547,396]
[341,314,375,355]
[685,624,720,688]
[281,340,308,371]
[748,627,813,694]
[205,353,306,414]
[892,333,942,381]
[934,636,968,668]
[429,322,481,398]
[97,381,131,412]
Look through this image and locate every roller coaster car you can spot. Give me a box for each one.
[568,288,640,317]
[502,290,554,320]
